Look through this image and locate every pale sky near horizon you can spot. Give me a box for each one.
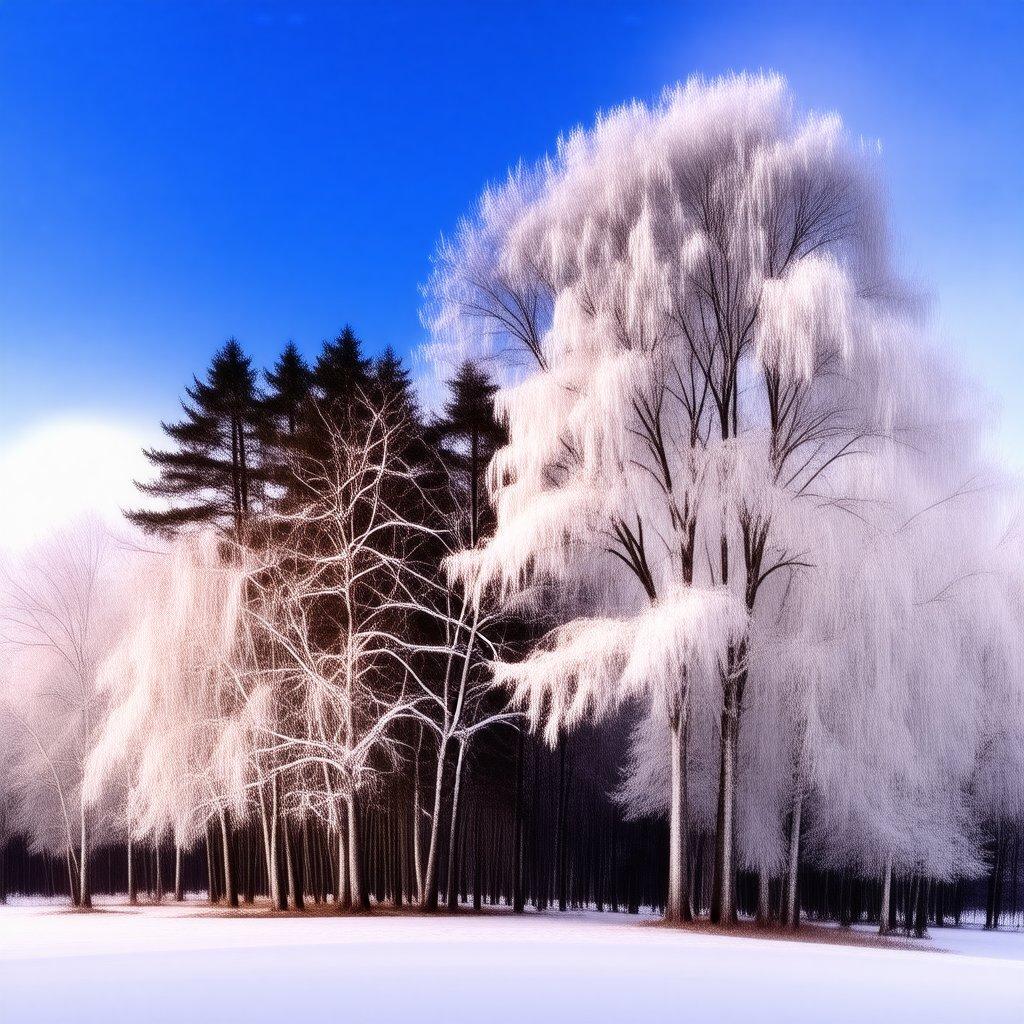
[1,1,1022,548]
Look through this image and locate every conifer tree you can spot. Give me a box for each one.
[264,341,312,438]
[431,361,505,547]
[128,338,265,536]
[313,325,372,421]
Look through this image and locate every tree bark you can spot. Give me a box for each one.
[347,793,368,910]
[666,706,692,923]
[445,738,468,910]
[78,799,91,909]
[755,872,772,927]
[284,816,302,911]
[782,781,803,929]
[174,842,183,901]
[154,842,163,903]
[218,807,238,908]
[421,736,448,910]
[914,876,930,938]
[512,727,525,914]
[711,677,740,925]
[336,823,349,909]
[413,725,425,904]
[879,857,893,935]
[127,836,137,905]
[556,734,569,913]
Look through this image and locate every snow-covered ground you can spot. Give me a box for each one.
[1,903,1022,1022]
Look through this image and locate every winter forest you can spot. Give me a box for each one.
[5,74,1024,953]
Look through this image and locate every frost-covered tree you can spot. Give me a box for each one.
[239,395,445,909]
[428,72,976,925]
[1,521,127,907]
[85,531,250,907]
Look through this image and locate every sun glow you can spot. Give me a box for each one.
[0,416,152,553]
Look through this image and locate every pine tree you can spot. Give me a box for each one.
[430,361,505,546]
[128,338,265,535]
[372,345,416,415]
[313,325,372,420]
[264,341,312,438]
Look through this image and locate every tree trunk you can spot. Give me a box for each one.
[284,816,301,910]
[154,842,163,903]
[756,873,772,927]
[270,776,285,909]
[174,842,183,901]
[445,738,468,910]
[256,783,274,903]
[421,736,448,910]
[78,799,91,909]
[218,807,238,909]
[782,782,803,929]
[65,848,78,906]
[347,793,368,910]
[127,836,137,905]
[914,876,930,938]
[556,734,569,913]
[666,707,692,923]
[336,823,349,909]
[986,822,1003,930]
[879,857,893,936]
[413,726,425,904]
[512,727,525,914]
[711,679,739,925]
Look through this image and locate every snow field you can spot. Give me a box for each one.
[1,905,1022,1023]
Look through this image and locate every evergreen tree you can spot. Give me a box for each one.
[313,325,372,419]
[431,360,505,546]
[128,338,265,535]
[372,345,416,415]
[264,341,312,437]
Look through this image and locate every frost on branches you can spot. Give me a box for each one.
[2,73,1022,936]
[429,73,1024,928]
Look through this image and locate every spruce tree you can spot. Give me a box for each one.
[128,338,265,535]
[371,345,416,414]
[431,360,505,546]
[313,325,372,420]
[264,341,312,438]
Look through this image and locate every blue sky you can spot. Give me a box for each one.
[1,1,1022,461]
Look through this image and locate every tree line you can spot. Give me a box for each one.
[2,73,1023,936]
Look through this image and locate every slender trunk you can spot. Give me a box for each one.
[66,848,79,906]
[421,737,448,910]
[556,734,568,913]
[284,817,303,911]
[174,842,183,901]
[413,726,425,904]
[205,824,217,903]
[986,822,1003,930]
[445,738,468,910]
[783,783,803,929]
[914,876,930,938]
[336,823,349,909]
[270,776,285,909]
[218,807,238,909]
[154,842,163,903]
[879,857,893,936]
[127,836,137,905]
[711,677,740,925]
[256,783,274,900]
[512,727,525,914]
[756,872,771,927]
[347,793,367,910]
[78,798,91,909]
[666,706,692,923]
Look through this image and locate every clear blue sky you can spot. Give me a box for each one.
[1,1,1022,458]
